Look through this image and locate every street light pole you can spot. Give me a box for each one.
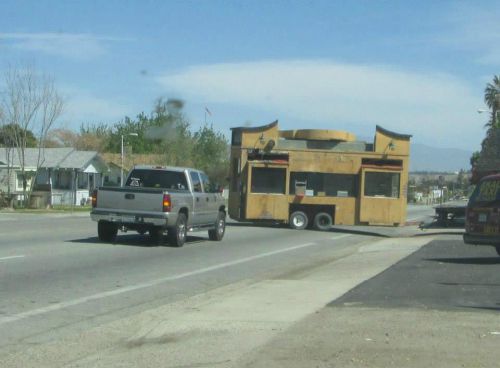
[120,134,124,186]
[120,133,138,186]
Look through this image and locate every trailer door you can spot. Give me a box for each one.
[359,168,405,226]
[245,164,289,221]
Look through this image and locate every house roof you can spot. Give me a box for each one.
[58,150,100,169]
[0,148,106,171]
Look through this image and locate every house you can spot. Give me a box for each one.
[0,147,108,207]
[100,152,167,186]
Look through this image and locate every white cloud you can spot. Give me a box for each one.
[60,87,133,127]
[157,60,484,150]
[0,32,129,60]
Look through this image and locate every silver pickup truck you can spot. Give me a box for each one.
[90,165,226,247]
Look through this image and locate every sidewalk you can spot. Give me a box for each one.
[239,305,499,368]
[0,209,90,219]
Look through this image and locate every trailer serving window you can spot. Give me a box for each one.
[251,167,286,194]
[364,171,400,198]
[289,172,358,197]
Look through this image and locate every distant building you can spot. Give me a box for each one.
[0,148,108,206]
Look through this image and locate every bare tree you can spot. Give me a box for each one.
[0,65,64,207]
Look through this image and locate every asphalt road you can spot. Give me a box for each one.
[405,202,436,223]
[3,204,484,367]
[0,211,370,347]
[332,236,500,311]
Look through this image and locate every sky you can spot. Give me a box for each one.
[0,0,499,152]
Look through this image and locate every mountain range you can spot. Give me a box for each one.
[409,143,472,172]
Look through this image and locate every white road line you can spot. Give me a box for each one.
[0,235,351,325]
[0,255,25,261]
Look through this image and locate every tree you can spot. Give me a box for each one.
[43,128,77,148]
[0,65,63,207]
[471,75,500,183]
[484,75,500,128]
[192,124,229,184]
[0,124,37,147]
[470,151,480,168]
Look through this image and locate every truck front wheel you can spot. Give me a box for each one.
[168,213,187,247]
[98,221,118,242]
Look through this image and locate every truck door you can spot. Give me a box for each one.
[189,171,207,225]
[200,172,219,223]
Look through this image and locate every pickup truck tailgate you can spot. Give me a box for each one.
[97,187,165,213]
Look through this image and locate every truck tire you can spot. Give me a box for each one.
[209,211,226,241]
[98,221,118,242]
[289,211,308,230]
[168,213,187,247]
[149,227,164,245]
[313,212,333,231]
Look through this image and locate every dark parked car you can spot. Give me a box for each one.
[463,174,500,255]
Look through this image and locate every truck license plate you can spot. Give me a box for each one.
[111,215,135,223]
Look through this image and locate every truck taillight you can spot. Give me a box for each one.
[162,194,172,212]
[91,189,98,208]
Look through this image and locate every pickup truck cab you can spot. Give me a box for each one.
[90,165,226,247]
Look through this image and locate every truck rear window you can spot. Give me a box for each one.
[126,169,188,190]
[469,179,500,205]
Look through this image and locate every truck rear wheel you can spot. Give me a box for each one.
[98,221,118,242]
[168,213,187,247]
[289,211,308,230]
[209,211,226,241]
[313,212,333,231]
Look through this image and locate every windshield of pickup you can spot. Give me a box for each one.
[125,169,189,190]
[468,178,500,206]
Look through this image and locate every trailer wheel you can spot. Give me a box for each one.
[313,212,333,231]
[208,211,226,241]
[289,211,308,230]
[168,213,187,247]
[98,221,118,242]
